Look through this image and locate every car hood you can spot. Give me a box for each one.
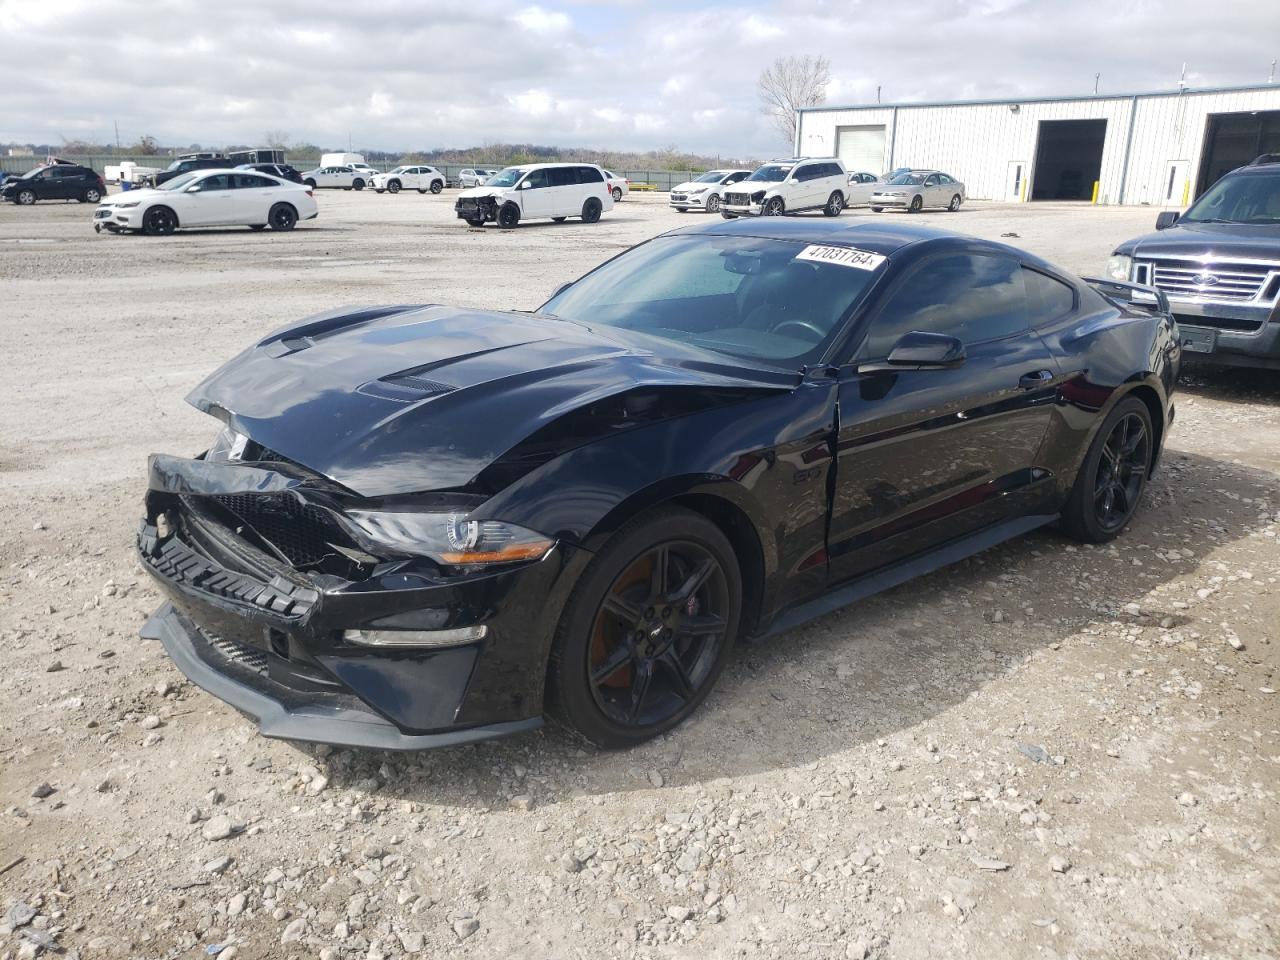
[1116,220,1280,259]
[187,304,792,497]
[672,181,715,193]
[457,184,511,199]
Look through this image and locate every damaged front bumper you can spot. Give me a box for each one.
[454,196,497,223]
[137,454,573,750]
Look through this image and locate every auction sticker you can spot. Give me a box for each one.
[795,245,886,271]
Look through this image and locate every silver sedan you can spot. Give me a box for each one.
[870,170,966,212]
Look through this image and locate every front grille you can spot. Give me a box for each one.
[671,194,687,201]
[1143,258,1277,301]
[724,192,751,206]
[456,198,480,212]
[209,494,352,568]
[201,627,268,675]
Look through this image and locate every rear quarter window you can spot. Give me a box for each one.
[1024,268,1077,326]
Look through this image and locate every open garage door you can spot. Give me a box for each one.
[1031,119,1107,201]
[836,125,886,176]
[1196,110,1280,197]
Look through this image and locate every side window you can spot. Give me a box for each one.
[200,174,232,191]
[925,174,940,186]
[793,165,812,181]
[825,163,841,178]
[863,253,1028,357]
[523,169,549,189]
[548,167,576,187]
[578,166,604,183]
[1023,268,1076,326]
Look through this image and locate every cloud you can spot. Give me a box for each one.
[0,0,1275,159]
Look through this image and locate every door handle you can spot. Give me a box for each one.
[1018,369,1054,389]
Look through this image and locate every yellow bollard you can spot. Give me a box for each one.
[1181,180,1191,206]
[1091,181,1100,204]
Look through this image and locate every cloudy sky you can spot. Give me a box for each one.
[1,0,1276,157]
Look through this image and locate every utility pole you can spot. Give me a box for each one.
[1093,73,1100,95]
[1270,59,1276,84]
[114,120,121,153]
[876,85,881,104]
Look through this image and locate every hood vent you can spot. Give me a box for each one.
[357,373,458,403]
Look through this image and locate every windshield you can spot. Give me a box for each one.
[164,160,187,172]
[538,235,883,366]
[1182,170,1280,224]
[694,171,726,183]
[159,172,200,191]
[888,172,926,185]
[747,164,792,183]
[486,166,527,188]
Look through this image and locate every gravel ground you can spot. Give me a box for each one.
[2,191,1278,960]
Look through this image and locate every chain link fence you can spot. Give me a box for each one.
[1,155,714,191]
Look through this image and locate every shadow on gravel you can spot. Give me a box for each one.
[1179,362,1280,408]
[289,448,1279,805]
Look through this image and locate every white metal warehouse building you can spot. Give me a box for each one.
[795,83,1280,206]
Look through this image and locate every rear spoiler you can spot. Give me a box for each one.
[1082,277,1170,315]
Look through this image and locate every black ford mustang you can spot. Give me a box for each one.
[138,219,1180,750]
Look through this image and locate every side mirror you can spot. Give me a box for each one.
[1155,211,1179,230]
[517,180,530,190]
[859,331,966,373]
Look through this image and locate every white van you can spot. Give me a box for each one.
[453,163,613,228]
[320,152,366,168]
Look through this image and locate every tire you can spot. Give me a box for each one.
[763,197,785,216]
[84,186,103,203]
[374,188,385,194]
[497,202,520,229]
[720,211,737,219]
[142,206,178,235]
[430,180,443,194]
[249,224,267,231]
[948,194,962,211]
[352,179,365,191]
[552,217,567,222]
[612,187,623,202]
[465,217,485,227]
[581,197,602,223]
[386,180,401,194]
[547,506,742,749]
[871,206,884,212]
[268,203,297,231]
[16,189,36,205]
[1060,396,1154,544]
[823,191,845,217]
[705,194,721,214]
[304,178,316,189]
[908,195,923,213]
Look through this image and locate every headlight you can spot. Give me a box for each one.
[116,201,140,209]
[688,187,707,194]
[1106,254,1132,281]
[751,190,766,202]
[342,509,553,566]
[207,425,249,461]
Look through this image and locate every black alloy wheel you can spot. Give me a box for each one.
[268,203,297,231]
[387,180,401,193]
[1061,395,1153,543]
[764,197,785,216]
[497,202,521,229]
[143,206,178,235]
[430,180,443,194]
[353,179,365,191]
[549,508,741,748]
[908,195,923,213]
[582,197,602,223]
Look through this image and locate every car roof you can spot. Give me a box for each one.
[503,162,602,170]
[668,218,1059,270]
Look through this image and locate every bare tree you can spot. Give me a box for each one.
[263,130,290,149]
[758,55,831,149]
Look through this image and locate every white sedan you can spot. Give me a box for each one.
[846,171,883,206]
[370,165,446,194]
[603,170,629,202]
[92,169,318,235]
[301,165,368,190]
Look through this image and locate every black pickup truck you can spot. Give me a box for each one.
[1107,155,1280,370]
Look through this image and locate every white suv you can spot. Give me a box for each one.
[454,163,614,229]
[301,165,367,191]
[721,158,849,218]
[370,165,446,194]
